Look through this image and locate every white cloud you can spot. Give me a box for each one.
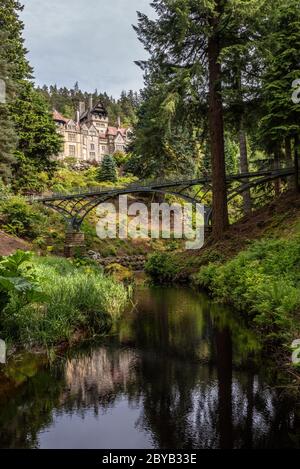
[21,0,154,97]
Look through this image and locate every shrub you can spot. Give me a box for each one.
[0,196,45,238]
[105,263,134,283]
[193,238,300,341]
[0,254,130,347]
[0,250,45,315]
[113,151,129,168]
[145,252,180,284]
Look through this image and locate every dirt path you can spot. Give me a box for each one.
[0,231,31,256]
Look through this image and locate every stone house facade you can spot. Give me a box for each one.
[53,99,131,163]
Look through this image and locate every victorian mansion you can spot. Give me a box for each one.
[53,98,132,163]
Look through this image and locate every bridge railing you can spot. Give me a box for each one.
[27,177,196,202]
[27,164,297,203]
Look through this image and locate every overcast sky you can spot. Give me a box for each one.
[21,0,153,98]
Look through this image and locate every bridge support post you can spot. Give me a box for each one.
[64,230,85,258]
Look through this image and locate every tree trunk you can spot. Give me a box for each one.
[285,137,292,164]
[295,135,300,193]
[285,137,293,188]
[239,116,251,215]
[208,4,229,239]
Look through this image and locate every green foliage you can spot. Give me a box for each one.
[97,154,117,183]
[0,250,45,314]
[113,150,129,168]
[0,177,12,198]
[38,84,139,127]
[259,0,300,150]
[0,28,17,181]
[0,1,61,190]
[225,135,239,173]
[0,196,45,238]
[105,263,134,284]
[193,237,300,340]
[9,82,62,188]
[145,252,180,284]
[0,254,129,346]
[130,78,201,179]
[0,0,32,81]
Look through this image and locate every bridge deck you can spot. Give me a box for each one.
[28,167,296,203]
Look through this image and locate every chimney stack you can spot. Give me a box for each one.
[76,110,80,123]
[79,101,85,116]
[89,95,93,111]
[117,116,121,128]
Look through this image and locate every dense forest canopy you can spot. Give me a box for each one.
[37,83,140,128]
[129,0,300,236]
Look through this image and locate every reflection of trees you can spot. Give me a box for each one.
[122,288,211,361]
[62,347,140,412]
[216,327,233,449]
[0,368,65,448]
[127,288,300,449]
[0,287,299,449]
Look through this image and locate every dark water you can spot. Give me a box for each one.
[0,286,299,449]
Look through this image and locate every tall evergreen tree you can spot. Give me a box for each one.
[130,73,202,179]
[10,81,62,171]
[0,0,62,188]
[258,0,300,191]
[0,30,17,181]
[0,0,32,80]
[134,0,268,237]
[97,155,118,183]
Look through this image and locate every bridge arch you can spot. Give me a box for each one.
[30,166,296,234]
[69,188,213,230]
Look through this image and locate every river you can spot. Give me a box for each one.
[0,286,299,449]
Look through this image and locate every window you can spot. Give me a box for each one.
[69,145,76,157]
[101,146,107,152]
[90,143,95,150]
[69,133,76,142]
[90,152,96,158]
[90,131,96,136]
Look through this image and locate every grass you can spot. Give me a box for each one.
[1,255,130,348]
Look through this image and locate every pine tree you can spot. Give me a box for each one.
[134,0,272,237]
[0,0,32,81]
[10,81,62,171]
[97,155,118,183]
[0,30,17,181]
[0,0,62,187]
[259,0,300,192]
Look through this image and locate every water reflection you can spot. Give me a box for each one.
[0,287,299,449]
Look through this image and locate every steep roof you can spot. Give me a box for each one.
[53,109,68,123]
[107,126,127,137]
[80,101,108,122]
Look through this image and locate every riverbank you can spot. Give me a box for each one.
[0,252,130,354]
[145,191,300,376]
